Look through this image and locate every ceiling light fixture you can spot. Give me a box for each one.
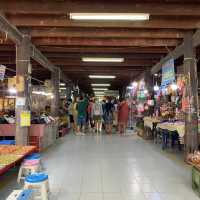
[70,13,150,21]
[8,88,17,94]
[91,84,110,87]
[82,57,124,62]
[59,83,65,86]
[89,75,116,79]
[93,88,108,91]
[94,91,105,94]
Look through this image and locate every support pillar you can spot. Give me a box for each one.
[51,69,60,116]
[15,33,31,145]
[183,32,199,153]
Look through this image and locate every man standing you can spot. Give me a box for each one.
[77,95,88,135]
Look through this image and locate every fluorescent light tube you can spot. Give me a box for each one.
[91,84,110,87]
[82,57,124,62]
[93,88,108,91]
[60,87,66,90]
[89,75,116,79]
[60,83,65,86]
[70,13,150,21]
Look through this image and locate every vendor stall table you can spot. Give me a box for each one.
[143,117,161,130]
[156,122,185,150]
[0,145,36,176]
[143,117,161,140]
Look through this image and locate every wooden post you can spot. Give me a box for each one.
[51,69,60,116]
[15,32,31,145]
[184,32,199,153]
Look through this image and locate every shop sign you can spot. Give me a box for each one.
[20,110,31,127]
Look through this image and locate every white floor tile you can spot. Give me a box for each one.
[0,133,196,200]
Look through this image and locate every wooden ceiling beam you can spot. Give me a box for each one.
[7,15,200,29]
[0,52,165,59]
[2,1,200,16]
[32,37,180,47]
[38,46,171,54]
[30,28,186,39]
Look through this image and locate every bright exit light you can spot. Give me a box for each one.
[82,57,124,62]
[93,88,108,91]
[70,13,150,21]
[91,84,110,87]
[89,75,116,79]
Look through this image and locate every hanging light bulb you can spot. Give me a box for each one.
[171,83,178,91]
[154,85,159,91]
[132,81,138,87]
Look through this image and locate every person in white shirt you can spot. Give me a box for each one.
[92,98,103,133]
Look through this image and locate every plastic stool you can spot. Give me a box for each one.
[25,153,42,169]
[6,190,23,200]
[17,189,33,200]
[25,153,41,160]
[17,162,41,183]
[24,173,49,200]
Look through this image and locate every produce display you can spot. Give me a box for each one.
[13,146,35,155]
[0,145,36,175]
[0,145,35,155]
[0,154,21,165]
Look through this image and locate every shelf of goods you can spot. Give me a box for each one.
[0,145,36,175]
[0,122,58,152]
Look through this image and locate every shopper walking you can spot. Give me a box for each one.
[87,98,95,132]
[92,98,103,133]
[68,99,75,132]
[118,98,129,135]
[76,95,88,135]
[104,98,114,134]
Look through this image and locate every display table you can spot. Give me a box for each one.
[0,145,36,175]
[0,123,58,151]
[157,121,185,137]
[143,117,160,140]
[0,124,15,136]
[143,117,160,130]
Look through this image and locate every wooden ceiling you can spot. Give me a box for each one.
[0,0,200,93]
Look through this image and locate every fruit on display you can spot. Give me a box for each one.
[0,145,16,154]
[0,154,21,165]
[0,145,35,155]
[13,146,35,155]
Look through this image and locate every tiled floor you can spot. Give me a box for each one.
[0,133,199,200]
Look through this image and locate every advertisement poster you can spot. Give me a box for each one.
[161,59,175,86]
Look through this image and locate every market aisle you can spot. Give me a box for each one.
[42,134,198,200]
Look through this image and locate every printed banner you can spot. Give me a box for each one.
[161,59,175,86]
[0,65,6,81]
